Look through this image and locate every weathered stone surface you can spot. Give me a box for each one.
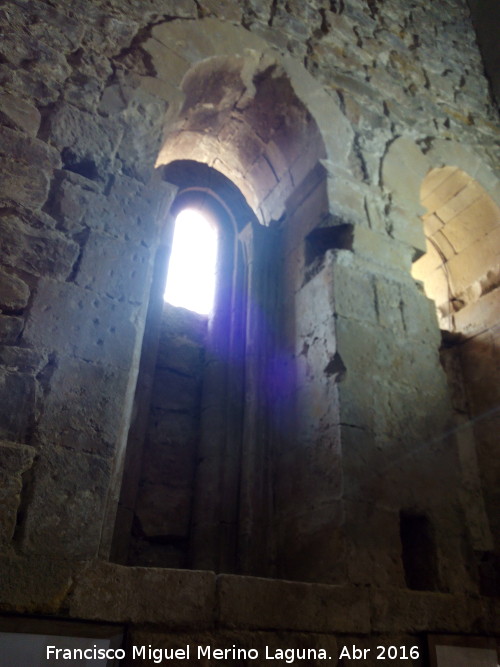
[0,441,36,549]
[0,370,35,442]
[343,499,405,588]
[47,103,124,177]
[146,409,199,447]
[0,315,23,345]
[0,126,60,207]
[155,336,204,376]
[162,303,208,344]
[0,214,79,280]
[150,369,201,413]
[115,89,167,182]
[83,15,139,57]
[23,279,140,369]
[21,447,111,558]
[0,30,71,84]
[103,174,176,244]
[217,575,370,634]
[69,562,216,628]
[135,482,191,537]
[0,346,45,374]
[35,357,130,458]
[0,0,498,643]
[0,159,52,209]
[75,232,151,304]
[0,269,30,311]
[50,170,174,245]
[0,125,60,168]
[49,170,103,231]
[370,588,491,634]
[0,554,74,614]
[0,91,41,136]
[0,0,85,55]
[0,63,62,106]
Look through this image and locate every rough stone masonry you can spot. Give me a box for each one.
[0,0,499,664]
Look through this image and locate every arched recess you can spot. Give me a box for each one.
[382,137,500,580]
[412,166,500,332]
[109,18,357,577]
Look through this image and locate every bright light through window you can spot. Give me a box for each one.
[164,208,218,315]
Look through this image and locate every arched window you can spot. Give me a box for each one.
[163,208,218,316]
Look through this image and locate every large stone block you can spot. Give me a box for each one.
[35,357,130,457]
[115,91,167,183]
[329,255,378,324]
[51,171,174,246]
[155,336,205,376]
[0,554,74,615]
[275,499,346,585]
[75,232,151,304]
[398,281,442,346]
[0,315,23,345]
[0,125,60,169]
[21,447,111,559]
[146,409,199,447]
[83,15,138,58]
[0,370,36,442]
[0,159,52,209]
[140,437,196,486]
[0,440,36,549]
[0,91,41,136]
[135,482,191,537]
[69,562,216,628]
[370,588,489,634]
[0,269,30,311]
[217,575,370,634]
[0,346,45,374]
[101,174,175,245]
[23,279,140,369]
[0,214,79,280]
[161,304,208,344]
[150,369,201,413]
[352,226,413,275]
[47,103,124,176]
[343,500,405,588]
[454,287,500,338]
[49,170,103,232]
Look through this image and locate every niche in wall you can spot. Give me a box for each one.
[400,511,440,591]
[112,162,262,571]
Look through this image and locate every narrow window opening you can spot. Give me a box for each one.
[400,511,440,591]
[164,208,218,315]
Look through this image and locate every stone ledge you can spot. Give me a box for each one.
[69,562,216,630]
[370,587,495,634]
[0,555,74,615]
[1,558,497,636]
[216,574,371,634]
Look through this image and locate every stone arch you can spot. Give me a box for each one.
[381,136,500,570]
[381,136,500,332]
[141,18,353,223]
[109,18,357,576]
[413,166,500,331]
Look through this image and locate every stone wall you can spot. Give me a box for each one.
[128,304,206,568]
[1,559,499,665]
[0,0,499,653]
